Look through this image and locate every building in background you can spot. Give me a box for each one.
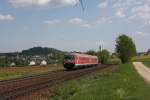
[146,49,150,55]
[29,61,36,66]
[10,62,16,67]
[40,60,47,65]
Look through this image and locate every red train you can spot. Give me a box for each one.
[63,52,98,69]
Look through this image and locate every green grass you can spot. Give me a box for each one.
[131,55,150,68]
[0,64,63,81]
[50,63,150,100]
[143,61,150,67]
[132,55,150,62]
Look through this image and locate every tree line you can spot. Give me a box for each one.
[86,34,136,64]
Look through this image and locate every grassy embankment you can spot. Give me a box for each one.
[143,61,150,67]
[132,55,150,67]
[0,64,63,81]
[132,55,150,62]
[141,56,150,67]
[107,58,122,65]
[50,63,150,100]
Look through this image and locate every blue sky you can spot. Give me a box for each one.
[0,0,150,53]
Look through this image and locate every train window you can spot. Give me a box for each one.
[64,55,74,60]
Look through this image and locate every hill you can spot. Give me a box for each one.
[21,47,63,56]
[0,47,64,67]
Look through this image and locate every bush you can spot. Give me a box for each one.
[108,58,122,65]
[99,49,110,64]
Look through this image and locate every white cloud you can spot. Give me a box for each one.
[69,18,83,24]
[135,31,149,36]
[81,23,91,28]
[62,0,79,5]
[9,0,79,7]
[44,18,91,28]
[116,9,125,18]
[69,18,91,28]
[113,0,142,10]
[97,1,108,8]
[44,20,61,25]
[113,0,150,26]
[127,4,150,27]
[96,16,112,24]
[0,14,15,21]
[9,0,50,7]
[131,4,150,21]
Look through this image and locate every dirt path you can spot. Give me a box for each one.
[133,62,150,83]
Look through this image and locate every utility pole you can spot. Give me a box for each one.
[99,45,102,52]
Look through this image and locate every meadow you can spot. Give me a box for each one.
[0,64,63,81]
[143,61,150,67]
[132,55,150,62]
[50,63,150,100]
[132,55,150,67]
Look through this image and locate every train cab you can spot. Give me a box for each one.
[63,54,75,69]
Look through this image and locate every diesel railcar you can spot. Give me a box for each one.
[63,52,98,69]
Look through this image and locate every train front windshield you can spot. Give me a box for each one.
[64,55,74,61]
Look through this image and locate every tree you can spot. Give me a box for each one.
[116,34,136,63]
[86,50,97,56]
[99,49,110,64]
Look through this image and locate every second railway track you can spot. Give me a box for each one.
[0,64,112,100]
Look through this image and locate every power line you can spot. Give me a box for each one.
[79,0,85,11]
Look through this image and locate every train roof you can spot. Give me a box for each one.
[64,52,98,58]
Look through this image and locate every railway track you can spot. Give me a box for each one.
[0,64,111,100]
